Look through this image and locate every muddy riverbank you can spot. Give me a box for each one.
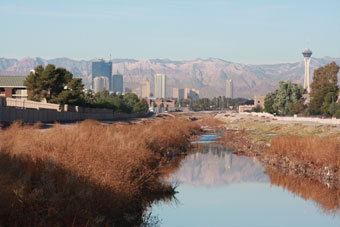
[215,113,340,187]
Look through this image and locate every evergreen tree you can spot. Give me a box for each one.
[264,91,276,114]
[264,81,304,115]
[309,62,339,116]
[24,64,84,105]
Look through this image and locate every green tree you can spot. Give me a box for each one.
[24,64,83,105]
[264,81,304,115]
[287,100,306,115]
[133,99,149,113]
[334,109,340,119]
[309,62,339,115]
[252,105,263,113]
[264,92,276,114]
[81,89,96,106]
[328,102,340,117]
[55,78,84,105]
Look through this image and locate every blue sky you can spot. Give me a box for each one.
[1,0,339,64]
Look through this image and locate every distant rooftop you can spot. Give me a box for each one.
[92,59,112,63]
[0,76,27,87]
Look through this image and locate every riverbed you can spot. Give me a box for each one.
[150,133,340,227]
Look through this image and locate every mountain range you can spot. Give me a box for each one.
[1,56,339,98]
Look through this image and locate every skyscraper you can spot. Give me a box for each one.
[173,88,184,99]
[184,88,191,99]
[154,74,166,98]
[93,76,110,93]
[226,79,233,98]
[184,88,199,100]
[112,74,123,93]
[302,48,312,93]
[92,59,112,90]
[141,81,151,98]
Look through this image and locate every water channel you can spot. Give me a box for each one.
[150,133,340,227]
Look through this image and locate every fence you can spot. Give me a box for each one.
[0,98,150,124]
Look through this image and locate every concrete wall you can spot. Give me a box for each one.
[240,112,340,125]
[0,97,150,124]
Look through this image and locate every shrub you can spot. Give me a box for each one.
[0,118,201,226]
[269,135,340,169]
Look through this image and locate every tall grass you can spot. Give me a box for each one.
[0,117,200,226]
[269,135,340,169]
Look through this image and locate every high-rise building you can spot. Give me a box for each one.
[183,88,199,100]
[154,74,166,98]
[141,81,151,98]
[226,79,233,98]
[112,74,123,93]
[184,88,191,99]
[184,88,199,100]
[92,59,112,90]
[192,88,200,96]
[302,48,312,93]
[173,88,184,99]
[93,76,110,93]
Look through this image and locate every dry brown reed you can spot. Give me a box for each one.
[0,117,200,226]
[198,117,224,129]
[269,135,340,169]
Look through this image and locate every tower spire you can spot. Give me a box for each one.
[302,48,312,93]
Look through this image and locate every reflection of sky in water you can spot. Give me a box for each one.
[152,138,340,227]
[191,133,221,144]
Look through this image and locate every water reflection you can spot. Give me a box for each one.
[167,143,269,187]
[266,167,340,215]
[191,133,220,144]
[152,133,340,226]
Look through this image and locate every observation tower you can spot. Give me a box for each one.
[302,48,312,93]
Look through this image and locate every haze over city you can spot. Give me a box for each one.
[1,0,340,64]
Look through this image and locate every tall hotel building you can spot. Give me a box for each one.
[226,79,233,98]
[141,81,151,98]
[154,74,167,99]
[93,76,110,93]
[173,88,184,99]
[112,74,123,93]
[92,59,112,90]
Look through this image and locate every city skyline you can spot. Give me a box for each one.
[1,0,339,64]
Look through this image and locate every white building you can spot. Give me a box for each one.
[226,79,233,98]
[142,81,151,98]
[93,76,110,93]
[154,74,166,98]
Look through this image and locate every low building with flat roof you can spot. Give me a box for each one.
[238,105,254,113]
[0,76,28,99]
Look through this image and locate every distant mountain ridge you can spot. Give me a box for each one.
[1,56,339,98]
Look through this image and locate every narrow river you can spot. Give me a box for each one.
[150,133,340,227]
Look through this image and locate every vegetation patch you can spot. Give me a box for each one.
[0,117,200,226]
